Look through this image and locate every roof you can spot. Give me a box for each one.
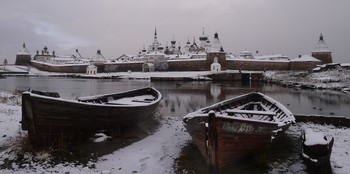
[147,51,165,56]
[87,65,97,68]
[312,34,331,53]
[207,33,224,53]
[290,55,321,62]
[254,54,288,60]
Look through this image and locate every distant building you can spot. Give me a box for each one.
[116,27,211,64]
[115,54,141,62]
[239,49,254,59]
[32,46,106,65]
[86,64,97,75]
[90,49,107,65]
[311,33,333,64]
[15,43,31,65]
[211,57,221,72]
[206,32,226,70]
[142,63,155,72]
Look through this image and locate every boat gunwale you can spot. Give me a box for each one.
[22,87,162,108]
[183,113,280,126]
[183,92,295,126]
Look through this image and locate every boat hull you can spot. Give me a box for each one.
[184,114,278,170]
[22,87,161,147]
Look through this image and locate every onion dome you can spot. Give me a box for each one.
[199,27,208,41]
[186,37,191,45]
[199,35,208,41]
[142,44,146,52]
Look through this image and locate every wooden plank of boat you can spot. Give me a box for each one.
[21,87,162,147]
[183,92,295,172]
[226,109,276,116]
[301,128,334,174]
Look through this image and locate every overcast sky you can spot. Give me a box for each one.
[1,0,349,64]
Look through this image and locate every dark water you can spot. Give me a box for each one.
[1,77,349,117]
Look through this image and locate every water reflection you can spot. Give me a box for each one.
[0,77,349,117]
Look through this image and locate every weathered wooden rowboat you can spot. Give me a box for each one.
[301,128,334,174]
[21,87,162,147]
[182,92,295,172]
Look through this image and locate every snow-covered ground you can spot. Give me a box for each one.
[263,68,350,91]
[269,123,350,174]
[0,90,349,173]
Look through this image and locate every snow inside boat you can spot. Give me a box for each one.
[182,92,295,171]
[21,87,162,147]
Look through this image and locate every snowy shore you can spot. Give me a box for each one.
[262,67,350,92]
[0,91,349,173]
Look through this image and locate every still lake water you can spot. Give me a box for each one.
[0,76,349,117]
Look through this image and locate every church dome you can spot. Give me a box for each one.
[199,35,208,41]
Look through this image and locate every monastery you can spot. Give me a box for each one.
[15,29,332,73]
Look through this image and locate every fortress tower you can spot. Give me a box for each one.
[15,43,31,65]
[206,32,226,70]
[311,33,333,64]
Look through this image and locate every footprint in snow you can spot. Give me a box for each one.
[139,156,150,163]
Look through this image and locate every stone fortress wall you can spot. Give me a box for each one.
[30,58,320,73]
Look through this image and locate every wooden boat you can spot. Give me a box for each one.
[301,128,334,174]
[182,92,295,172]
[21,87,162,147]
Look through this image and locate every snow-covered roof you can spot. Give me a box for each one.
[254,54,288,60]
[211,62,221,66]
[147,51,165,56]
[16,51,30,55]
[226,54,242,59]
[239,50,252,56]
[290,55,321,62]
[87,65,97,68]
[51,57,76,61]
[207,33,224,53]
[17,43,30,55]
[312,34,331,53]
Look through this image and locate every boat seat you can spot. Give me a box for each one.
[132,100,152,103]
[226,109,276,116]
[106,102,129,105]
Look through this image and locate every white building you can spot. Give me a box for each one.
[211,57,221,72]
[86,65,97,75]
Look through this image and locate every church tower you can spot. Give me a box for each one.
[311,33,333,64]
[199,27,208,50]
[206,32,226,70]
[148,27,162,52]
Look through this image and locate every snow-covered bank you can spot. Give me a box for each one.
[0,91,191,173]
[263,67,350,91]
[270,123,350,174]
[0,91,22,149]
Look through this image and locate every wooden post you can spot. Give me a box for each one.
[207,111,219,174]
[22,93,37,146]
